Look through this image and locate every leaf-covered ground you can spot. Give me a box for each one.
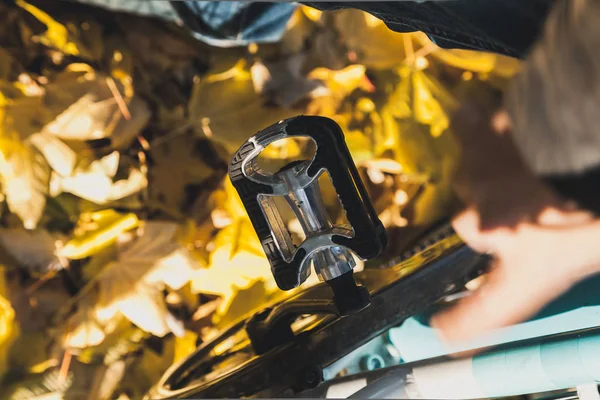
[0,1,519,398]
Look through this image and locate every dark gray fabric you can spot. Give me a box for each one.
[304,1,556,58]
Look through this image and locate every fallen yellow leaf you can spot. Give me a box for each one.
[60,210,139,260]
[0,138,49,229]
[16,0,80,56]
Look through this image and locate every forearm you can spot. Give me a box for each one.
[567,218,600,279]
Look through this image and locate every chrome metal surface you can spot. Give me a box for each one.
[280,162,330,233]
[280,162,355,281]
[312,246,355,281]
[242,134,318,196]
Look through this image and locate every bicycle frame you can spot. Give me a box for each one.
[298,326,600,399]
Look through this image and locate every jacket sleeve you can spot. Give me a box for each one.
[505,0,600,176]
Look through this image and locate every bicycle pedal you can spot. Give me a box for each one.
[229,116,388,315]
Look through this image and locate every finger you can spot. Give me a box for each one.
[452,208,498,254]
[537,207,594,226]
[429,261,568,344]
[490,110,512,134]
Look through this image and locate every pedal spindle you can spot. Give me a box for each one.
[229,116,387,315]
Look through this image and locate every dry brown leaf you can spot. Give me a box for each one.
[147,132,220,213]
[0,266,17,378]
[118,335,175,400]
[64,296,107,350]
[279,7,316,54]
[90,222,201,337]
[188,60,299,154]
[89,359,126,400]
[28,132,76,178]
[251,53,324,108]
[191,181,280,327]
[0,79,49,142]
[42,70,150,149]
[0,228,64,275]
[50,151,147,205]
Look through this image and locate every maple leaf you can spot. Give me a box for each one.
[190,179,280,326]
[251,53,324,108]
[147,132,220,213]
[49,151,147,205]
[190,218,276,327]
[28,132,76,178]
[82,222,201,338]
[0,138,50,229]
[0,266,16,379]
[41,74,150,150]
[0,77,48,142]
[0,228,65,276]
[63,296,106,350]
[59,209,139,261]
[188,60,299,155]
[16,0,81,56]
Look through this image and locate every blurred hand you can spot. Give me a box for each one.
[430,102,600,344]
